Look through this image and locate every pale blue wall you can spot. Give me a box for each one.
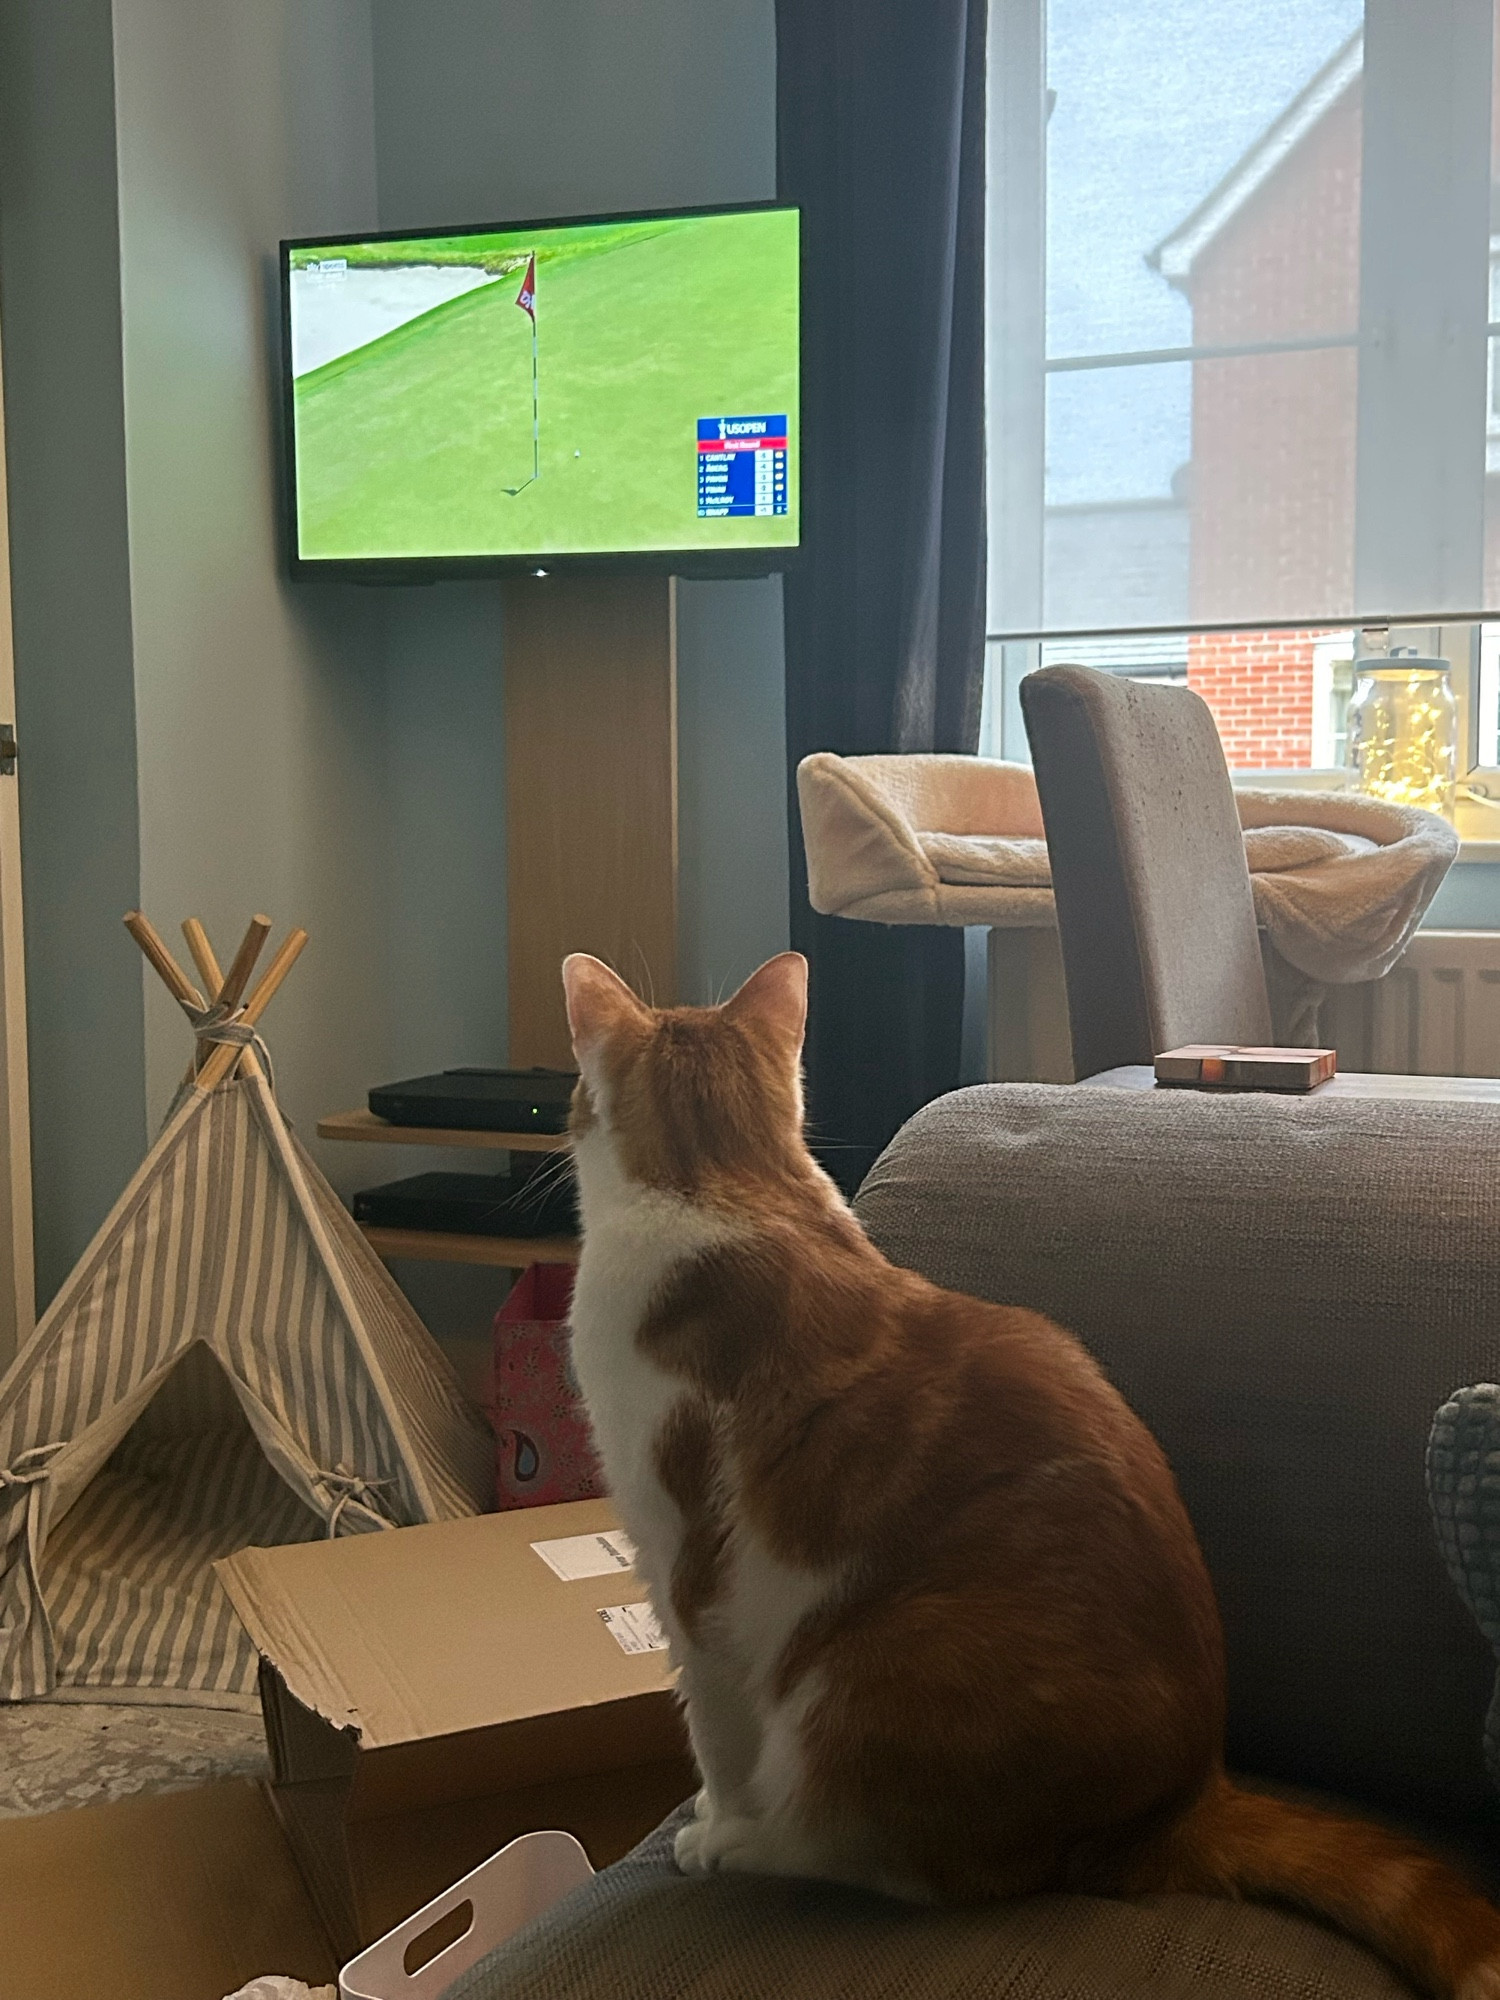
[370,0,776,226]
[0,0,148,1305]
[1,0,789,1315]
[368,0,790,1017]
[358,0,788,1377]
[676,577,790,1002]
[111,0,398,1165]
[379,586,510,1076]
[3,0,415,1303]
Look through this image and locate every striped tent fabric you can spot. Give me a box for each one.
[0,1069,494,1705]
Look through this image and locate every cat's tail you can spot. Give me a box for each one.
[1168,1775,1500,1999]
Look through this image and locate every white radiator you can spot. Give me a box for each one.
[987,927,1500,1082]
[1322,931,1500,1077]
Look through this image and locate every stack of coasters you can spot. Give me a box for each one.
[1153,1045,1336,1092]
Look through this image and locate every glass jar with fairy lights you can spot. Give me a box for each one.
[1345,648,1458,822]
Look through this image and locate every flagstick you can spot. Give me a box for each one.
[531,313,539,484]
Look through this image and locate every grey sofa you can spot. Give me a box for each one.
[453,1083,1500,1998]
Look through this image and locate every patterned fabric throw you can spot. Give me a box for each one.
[1428,1383,1500,1791]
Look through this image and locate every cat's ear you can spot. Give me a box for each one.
[561,955,645,1059]
[723,952,808,1048]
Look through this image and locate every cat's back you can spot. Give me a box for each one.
[760,1198,1149,1437]
[714,1209,1210,1597]
[736,1220,1225,1730]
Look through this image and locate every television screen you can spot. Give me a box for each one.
[282,203,800,572]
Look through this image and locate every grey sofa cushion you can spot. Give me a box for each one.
[447,1803,1419,1999]
[852,1084,1500,1831]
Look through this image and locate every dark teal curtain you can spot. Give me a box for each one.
[779,0,989,1189]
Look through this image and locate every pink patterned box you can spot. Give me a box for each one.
[490,1263,604,1510]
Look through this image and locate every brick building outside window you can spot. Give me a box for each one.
[1145,29,1500,770]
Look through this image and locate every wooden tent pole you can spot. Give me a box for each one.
[217,915,272,1012]
[179,918,223,1085]
[182,918,264,1083]
[129,909,223,1098]
[124,911,205,1014]
[193,928,307,1095]
[180,918,222,996]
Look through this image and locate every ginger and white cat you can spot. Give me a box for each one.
[562,948,1500,1999]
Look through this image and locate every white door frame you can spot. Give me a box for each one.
[0,308,37,1360]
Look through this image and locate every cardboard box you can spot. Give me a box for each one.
[216,1497,694,1960]
[0,1777,336,2000]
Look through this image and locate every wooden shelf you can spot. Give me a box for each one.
[360,1226,579,1268]
[318,1108,568,1152]
[327,1109,576,1268]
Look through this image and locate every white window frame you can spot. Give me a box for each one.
[1487,239,1500,477]
[985,0,1497,787]
[1309,633,1355,772]
[1479,622,1500,770]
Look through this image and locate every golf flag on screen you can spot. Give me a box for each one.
[515,254,536,320]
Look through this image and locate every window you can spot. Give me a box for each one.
[985,0,1500,783]
[1310,634,1357,770]
[1479,622,1500,771]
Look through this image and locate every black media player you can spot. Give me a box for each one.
[368,1066,578,1133]
[353,1161,578,1238]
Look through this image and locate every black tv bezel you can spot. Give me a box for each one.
[278,197,802,583]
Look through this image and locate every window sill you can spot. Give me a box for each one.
[1453,797,1500,854]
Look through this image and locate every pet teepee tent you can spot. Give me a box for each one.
[0,914,493,1707]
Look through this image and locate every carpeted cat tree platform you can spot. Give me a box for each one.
[796,751,1457,1049]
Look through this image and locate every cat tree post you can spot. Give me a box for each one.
[502,574,678,1067]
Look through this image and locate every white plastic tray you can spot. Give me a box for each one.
[339,1830,595,2000]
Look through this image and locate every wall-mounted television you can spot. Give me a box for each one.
[280,201,800,578]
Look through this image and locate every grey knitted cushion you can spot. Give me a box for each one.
[445,1803,1415,2000]
[852,1084,1500,1830]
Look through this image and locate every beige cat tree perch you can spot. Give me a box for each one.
[796,751,1458,1076]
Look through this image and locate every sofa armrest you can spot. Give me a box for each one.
[853,1083,1500,1831]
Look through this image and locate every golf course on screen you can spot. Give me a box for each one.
[289,208,800,561]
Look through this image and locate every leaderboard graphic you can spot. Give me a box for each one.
[697,415,789,519]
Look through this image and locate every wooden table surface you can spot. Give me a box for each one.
[320,1109,577,1267]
